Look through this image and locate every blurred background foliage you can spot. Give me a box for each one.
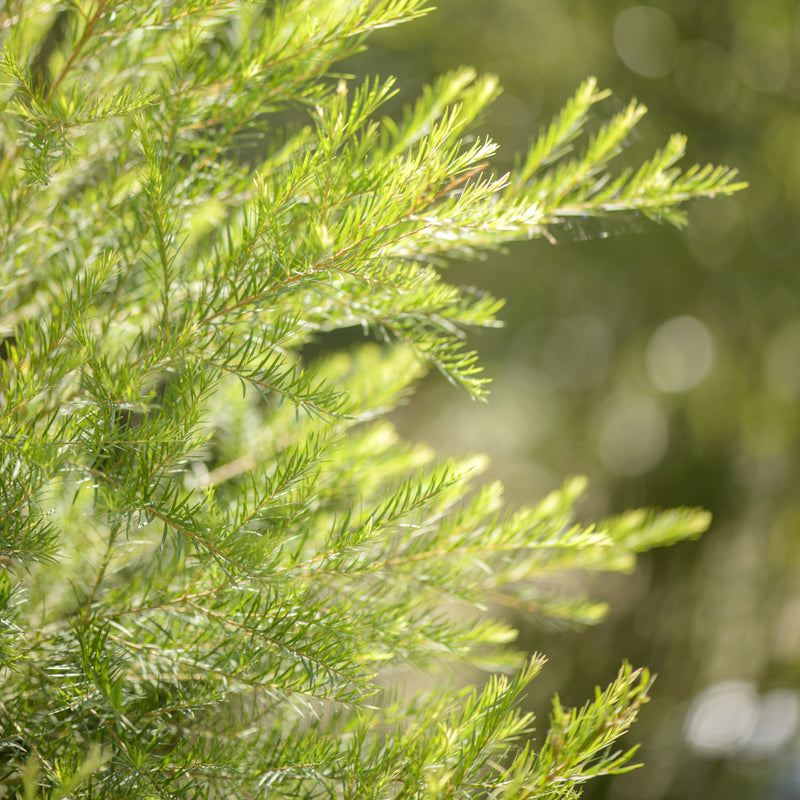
[343,1,800,798]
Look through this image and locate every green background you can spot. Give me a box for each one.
[347,2,800,798]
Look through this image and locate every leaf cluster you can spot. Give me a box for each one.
[0,1,741,797]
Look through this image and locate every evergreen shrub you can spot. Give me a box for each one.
[0,2,744,797]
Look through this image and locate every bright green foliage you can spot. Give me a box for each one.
[0,1,742,798]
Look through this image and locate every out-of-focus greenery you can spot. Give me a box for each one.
[345,2,800,798]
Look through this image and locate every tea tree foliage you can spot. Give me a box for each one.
[0,1,743,797]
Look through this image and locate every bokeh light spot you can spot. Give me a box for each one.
[765,320,800,399]
[747,689,800,755]
[685,682,800,757]
[646,316,714,393]
[685,681,759,755]
[733,28,791,94]
[613,6,679,78]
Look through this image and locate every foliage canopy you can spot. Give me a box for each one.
[0,1,743,797]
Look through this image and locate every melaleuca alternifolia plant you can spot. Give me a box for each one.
[0,1,743,797]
